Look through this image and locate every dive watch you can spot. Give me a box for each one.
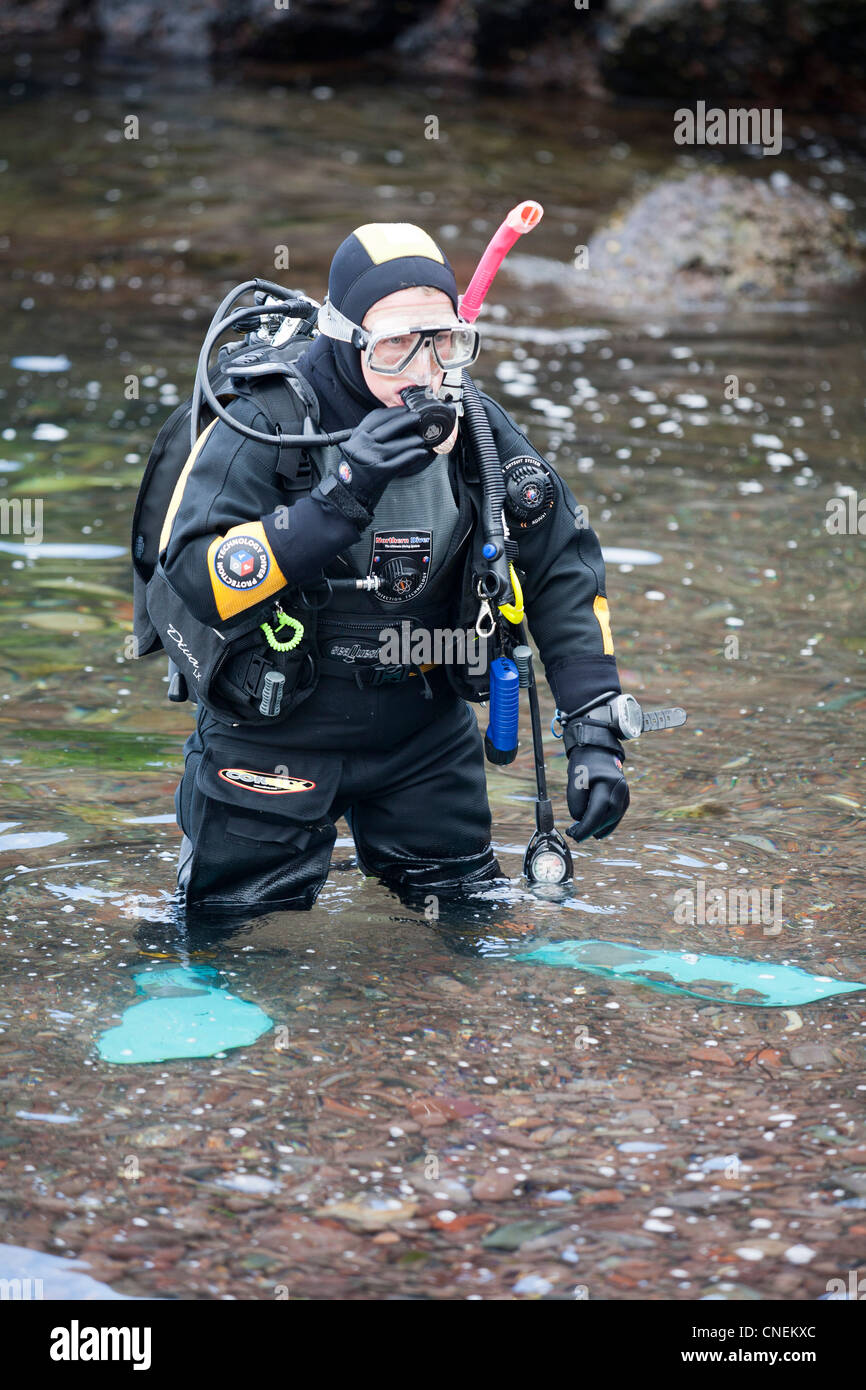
[553,693,688,750]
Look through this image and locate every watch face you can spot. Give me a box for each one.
[531,849,569,884]
[617,694,643,740]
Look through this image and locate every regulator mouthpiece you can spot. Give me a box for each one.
[399,385,457,449]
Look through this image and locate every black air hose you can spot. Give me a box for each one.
[460,371,514,606]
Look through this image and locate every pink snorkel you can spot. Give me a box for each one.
[458,199,544,324]
[447,196,544,611]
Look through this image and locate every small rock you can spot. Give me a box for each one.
[689,1047,735,1066]
[482,1220,564,1251]
[213,1173,281,1196]
[472,1169,522,1202]
[513,1274,553,1295]
[700,1283,763,1301]
[408,1176,472,1206]
[314,1195,418,1231]
[128,1124,191,1149]
[785,1245,816,1265]
[789,1043,838,1068]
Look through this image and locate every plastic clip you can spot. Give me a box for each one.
[260,604,304,652]
[475,591,496,639]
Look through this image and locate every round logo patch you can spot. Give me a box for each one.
[502,456,556,529]
[214,536,270,591]
[218,768,316,795]
[338,460,352,484]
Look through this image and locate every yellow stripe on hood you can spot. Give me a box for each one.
[206,521,287,620]
[352,223,445,265]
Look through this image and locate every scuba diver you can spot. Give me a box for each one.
[137,218,647,924]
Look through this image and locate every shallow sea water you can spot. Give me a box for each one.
[0,55,864,1299]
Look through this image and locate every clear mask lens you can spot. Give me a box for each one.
[366,326,479,375]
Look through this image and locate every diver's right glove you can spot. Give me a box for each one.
[336,405,438,513]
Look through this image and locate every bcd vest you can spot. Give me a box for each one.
[133,343,503,727]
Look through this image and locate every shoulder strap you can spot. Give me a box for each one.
[231,369,317,495]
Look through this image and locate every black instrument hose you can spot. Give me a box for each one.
[460,370,514,606]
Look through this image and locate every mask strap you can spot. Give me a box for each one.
[317,298,368,349]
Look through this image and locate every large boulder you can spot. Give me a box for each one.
[505,174,864,309]
[583,172,864,305]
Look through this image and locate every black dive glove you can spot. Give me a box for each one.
[563,719,630,843]
[338,405,438,512]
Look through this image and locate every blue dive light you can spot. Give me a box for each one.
[484,655,520,765]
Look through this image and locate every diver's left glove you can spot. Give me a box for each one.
[563,719,630,843]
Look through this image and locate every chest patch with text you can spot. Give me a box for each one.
[370,529,432,602]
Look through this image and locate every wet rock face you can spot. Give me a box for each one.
[0,0,440,60]
[599,0,866,108]
[584,173,865,305]
[3,1,864,105]
[210,0,431,61]
[86,0,424,60]
[92,0,221,60]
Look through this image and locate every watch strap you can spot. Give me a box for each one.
[562,719,625,758]
[584,702,615,727]
[642,706,688,732]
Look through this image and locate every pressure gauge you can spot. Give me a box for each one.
[531,849,569,883]
[524,830,573,885]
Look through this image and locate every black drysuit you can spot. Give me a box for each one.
[163,371,621,919]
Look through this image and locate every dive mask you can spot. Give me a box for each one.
[318,299,480,376]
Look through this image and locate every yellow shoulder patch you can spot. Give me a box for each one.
[352,223,444,265]
[593,595,615,655]
[207,520,287,621]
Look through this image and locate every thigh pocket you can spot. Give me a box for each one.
[194,741,344,850]
[176,748,203,838]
